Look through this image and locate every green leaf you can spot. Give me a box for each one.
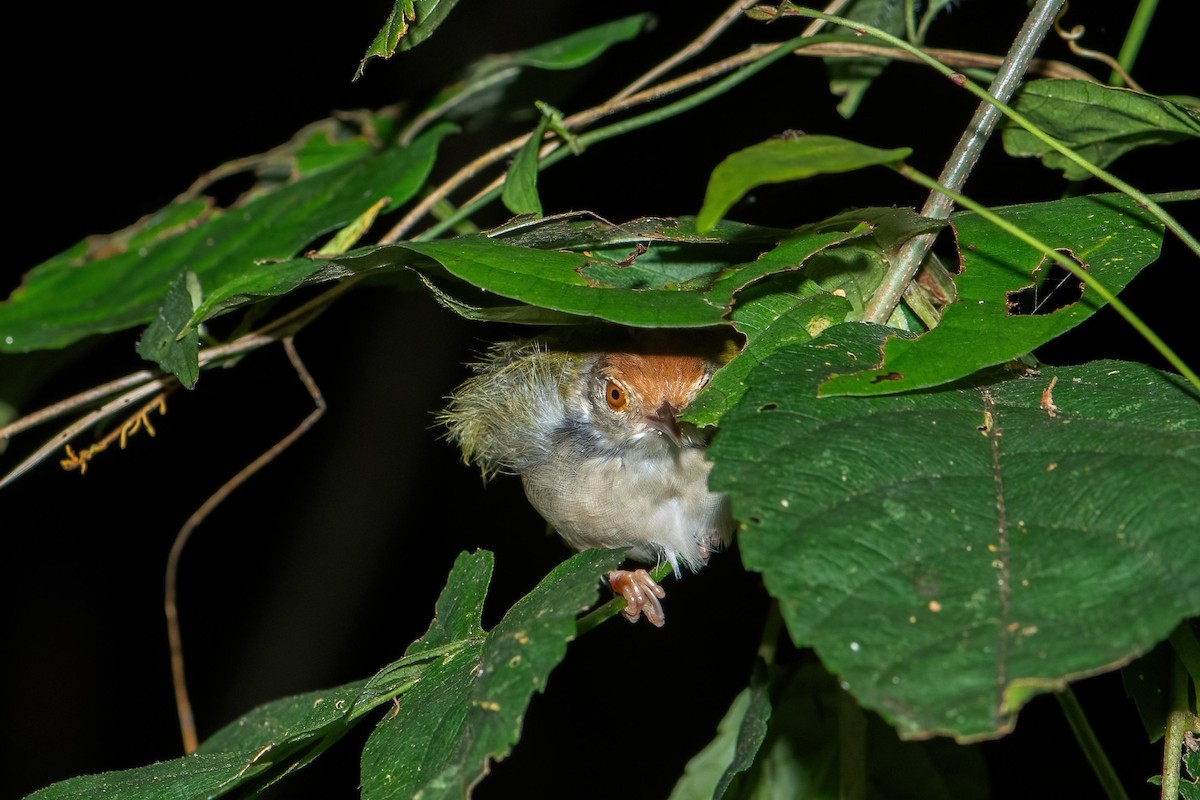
[819,193,1164,396]
[336,217,869,330]
[1184,749,1200,800]
[509,13,652,70]
[360,548,623,799]
[183,216,785,330]
[398,13,652,136]
[711,322,1200,740]
[316,197,391,257]
[356,0,458,77]
[358,5,650,81]
[0,123,454,355]
[696,136,912,233]
[713,665,773,798]
[135,270,202,387]
[1002,80,1200,179]
[501,115,549,216]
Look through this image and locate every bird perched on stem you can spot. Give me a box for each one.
[439,328,737,626]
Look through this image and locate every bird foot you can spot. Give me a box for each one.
[607,569,666,627]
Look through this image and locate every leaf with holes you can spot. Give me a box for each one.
[820,193,1164,396]
[710,322,1200,740]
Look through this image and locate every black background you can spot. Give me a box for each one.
[3,2,1196,798]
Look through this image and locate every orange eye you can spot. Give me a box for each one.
[604,380,629,412]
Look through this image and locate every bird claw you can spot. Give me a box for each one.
[607,569,667,627]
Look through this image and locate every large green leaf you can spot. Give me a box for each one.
[1002,80,1200,180]
[0,123,453,354]
[820,193,1164,396]
[360,548,622,799]
[710,322,1200,741]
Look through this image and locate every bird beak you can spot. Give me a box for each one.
[645,401,683,446]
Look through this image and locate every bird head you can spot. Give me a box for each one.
[587,351,716,450]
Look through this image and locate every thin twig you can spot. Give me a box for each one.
[860,0,1067,324]
[384,21,1090,244]
[615,0,850,102]
[437,41,1093,237]
[575,560,675,635]
[792,4,1199,264]
[1054,5,1145,92]
[798,41,1097,82]
[0,276,355,491]
[0,378,173,491]
[379,41,782,244]
[386,0,861,243]
[896,165,1198,389]
[166,337,327,753]
[613,0,760,101]
[1158,654,1190,800]
[425,34,821,241]
[0,368,161,443]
